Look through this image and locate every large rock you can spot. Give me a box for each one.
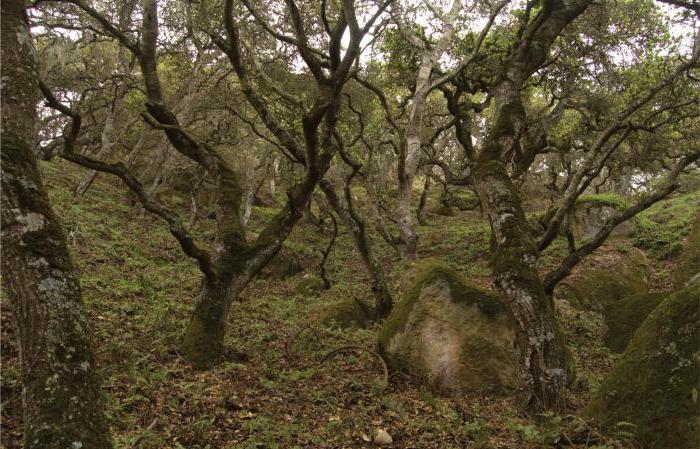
[674,215,700,289]
[570,195,634,239]
[260,246,304,280]
[530,194,632,240]
[603,292,665,353]
[377,263,517,394]
[586,285,700,449]
[320,297,373,329]
[558,248,649,312]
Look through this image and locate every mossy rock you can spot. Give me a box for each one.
[293,275,325,295]
[260,246,304,280]
[435,205,457,217]
[320,298,373,329]
[585,285,700,449]
[559,249,649,312]
[673,214,700,289]
[378,263,517,394]
[603,292,666,353]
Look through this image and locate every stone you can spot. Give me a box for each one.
[558,248,649,312]
[586,285,700,449]
[377,262,517,394]
[320,298,373,329]
[602,292,665,353]
[373,429,393,446]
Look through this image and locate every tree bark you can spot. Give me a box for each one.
[417,175,431,225]
[320,180,393,318]
[472,101,570,412]
[1,2,112,446]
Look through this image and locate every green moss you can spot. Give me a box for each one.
[1,135,74,271]
[603,292,665,353]
[435,205,457,216]
[380,262,505,346]
[294,275,324,295]
[634,191,700,260]
[561,251,649,311]
[320,298,372,329]
[586,285,699,449]
[576,193,628,210]
[673,216,700,289]
[377,262,515,393]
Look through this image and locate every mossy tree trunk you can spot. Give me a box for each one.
[417,175,431,226]
[44,0,386,371]
[472,100,570,412]
[320,180,393,319]
[1,2,113,446]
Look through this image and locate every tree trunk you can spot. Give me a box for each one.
[180,282,236,368]
[472,101,570,412]
[417,175,431,225]
[320,180,393,318]
[1,3,112,445]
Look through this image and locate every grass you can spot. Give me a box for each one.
[633,190,700,259]
[4,163,690,448]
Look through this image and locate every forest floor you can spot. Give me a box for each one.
[1,160,696,449]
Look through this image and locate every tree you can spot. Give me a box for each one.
[0,0,112,446]
[37,0,391,368]
[429,0,700,411]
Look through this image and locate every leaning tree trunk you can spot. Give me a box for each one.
[320,180,393,318]
[1,2,113,446]
[417,175,431,225]
[472,101,570,412]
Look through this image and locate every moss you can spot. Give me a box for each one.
[673,215,700,289]
[561,251,649,312]
[380,262,506,347]
[576,193,628,210]
[1,135,74,271]
[378,262,515,393]
[603,292,665,353]
[320,298,373,329]
[585,285,700,449]
[634,191,700,260]
[293,275,324,295]
[435,205,457,216]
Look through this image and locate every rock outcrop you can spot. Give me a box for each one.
[586,285,700,449]
[377,263,517,394]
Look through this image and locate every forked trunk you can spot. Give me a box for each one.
[472,101,570,411]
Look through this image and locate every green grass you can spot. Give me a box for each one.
[5,160,689,448]
[633,191,699,259]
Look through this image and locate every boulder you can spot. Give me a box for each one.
[558,248,649,312]
[585,285,700,449]
[603,292,665,353]
[260,246,304,280]
[377,263,517,394]
[570,195,633,240]
[321,298,373,329]
[530,194,633,240]
[293,274,325,295]
[673,215,700,289]
[434,205,457,217]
